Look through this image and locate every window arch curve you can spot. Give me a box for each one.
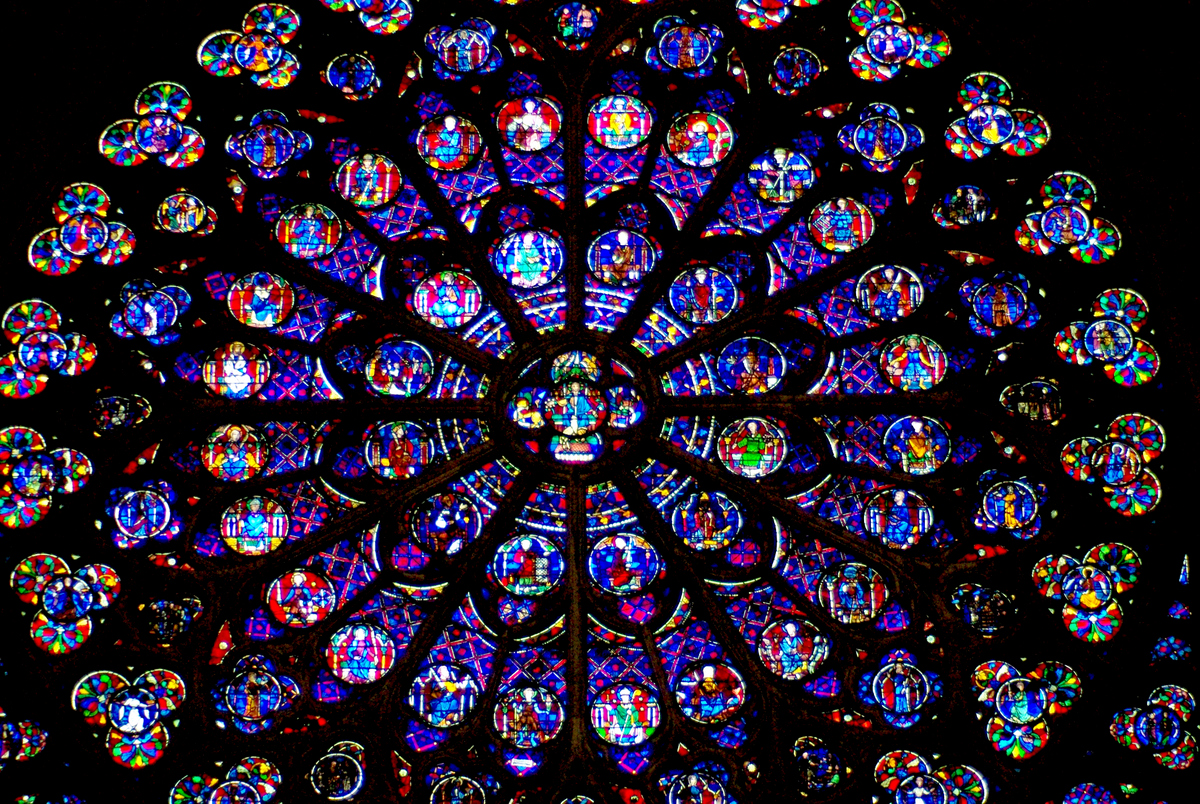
[0,1,1191,803]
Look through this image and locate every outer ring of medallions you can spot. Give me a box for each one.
[490,331,659,482]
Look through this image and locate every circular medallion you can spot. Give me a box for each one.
[809,198,875,252]
[871,660,930,714]
[757,619,830,680]
[746,147,815,204]
[669,266,739,324]
[201,424,266,483]
[228,272,295,328]
[862,489,935,549]
[203,342,271,399]
[108,687,161,735]
[326,623,397,684]
[590,684,660,746]
[334,153,403,208]
[771,46,822,94]
[818,563,889,624]
[494,229,565,288]
[866,23,915,63]
[674,662,746,724]
[417,115,483,171]
[966,104,1015,144]
[716,337,786,394]
[493,686,565,747]
[587,229,657,286]
[546,382,607,435]
[412,271,483,329]
[408,663,480,727]
[221,497,289,555]
[1041,204,1091,245]
[267,570,336,627]
[42,576,95,622]
[882,417,951,475]
[666,112,735,168]
[410,493,483,555]
[498,97,564,152]
[491,535,565,596]
[995,678,1049,724]
[588,534,661,595]
[364,421,434,479]
[717,417,788,478]
[881,335,948,391]
[659,25,713,70]
[275,204,341,260]
[365,340,435,397]
[1083,319,1134,361]
[981,480,1038,529]
[310,752,364,800]
[671,491,743,550]
[587,95,654,150]
[114,489,172,544]
[156,194,207,234]
[1061,565,1114,609]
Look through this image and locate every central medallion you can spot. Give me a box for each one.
[507,350,644,464]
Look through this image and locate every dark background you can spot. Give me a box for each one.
[0,0,1194,802]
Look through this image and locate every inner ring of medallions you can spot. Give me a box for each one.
[492,335,657,476]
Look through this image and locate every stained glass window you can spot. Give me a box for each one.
[0,0,1191,802]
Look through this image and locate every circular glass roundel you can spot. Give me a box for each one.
[227,272,294,328]
[363,421,434,478]
[587,229,657,286]
[666,112,735,168]
[311,752,364,800]
[746,147,815,204]
[408,663,480,727]
[417,115,483,171]
[982,480,1038,529]
[587,95,654,149]
[431,776,486,804]
[221,496,288,555]
[588,533,662,595]
[862,489,935,549]
[267,569,336,627]
[42,576,94,622]
[671,491,743,550]
[275,204,341,259]
[108,687,160,734]
[491,535,565,596]
[881,335,948,391]
[493,685,565,747]
[203,342,271,399]
[674,662,747,724]
[882,416,951,476]
[326,623,396,684]
[412,271,482,328]
[410,492,483,555]
[856,265,924,321]
[669,266,739,324]
[590,683,661,746]
[365,340,434,397]
[334,153,402,208]
[494,229,565,288]
[717,417,788,478]
[659,25,713,70]
[716,337,786,394]
[757,619,830,680]
[818,563,889,624]
[995,678,1049,724]
[498,96,564,152]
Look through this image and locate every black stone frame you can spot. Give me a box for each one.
[0,1,1193,802]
